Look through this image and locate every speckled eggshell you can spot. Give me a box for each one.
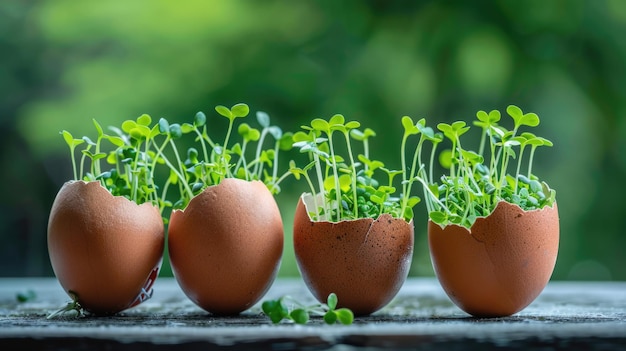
[47,181,165,315]
[168,178,284,315]
[428,201,559,317]
[293,193,414,316]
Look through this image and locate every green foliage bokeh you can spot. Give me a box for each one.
[1,0,625,280]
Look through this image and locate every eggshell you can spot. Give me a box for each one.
[168,178,284,315]
[293,193,414,316]
[47,181,165,315]
[428,201,559,317]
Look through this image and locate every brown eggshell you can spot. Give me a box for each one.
[47,181,165,315]
[168,178,284,315]
[293,193,414,316]
[428,201,559,317]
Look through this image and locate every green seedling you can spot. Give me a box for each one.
[262,293,354,325]
[405,105,556,228]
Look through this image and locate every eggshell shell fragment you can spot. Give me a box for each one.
[168,178,284,315]
[428,201,559,317]
[293,193,414,316]
[47,181,165,315]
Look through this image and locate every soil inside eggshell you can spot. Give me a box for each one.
[428,200,559,317]
[293,193,414,316]
[47,180,165,315]
[168,178,284,315]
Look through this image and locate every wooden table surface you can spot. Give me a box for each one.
[1,277,625,350]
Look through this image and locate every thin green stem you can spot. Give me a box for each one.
[194,126,209,163]
[152,135,192,201]
[478,128,487,158]
[415,175,449,215]
[130,140,143,203]
[237,140,250,180]
[457,139,481,194]
[269,169,291,194]
[70,146,78,181]
[272,141,280,182]
[403,136,424,215]
[327,134,342,220]
[303,173,320,221]
[123,162,132,192]
[461,188,472,226]
[528,146,537,178]
[313,153,328,217]
[450,138,457,178]
[399,132,416,219]
[200,127,217,149]
[222,118,236,178]
[94,136,102,177]
[514,145,526,193]
[497,147,511,198]
[489,131,498,182]
[413,165,432,213]
[400,133,409,202]
[149,138,169,181]
[79,146,90,180]
[428,142,438,185]
[159,179,171,214]
[168,138,193,197]
[343,132,358,218]
[145,139,158,205]
[245,158,261,176]
[491,144,502,189]
[253,129,269,177]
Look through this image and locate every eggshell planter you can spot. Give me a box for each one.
[428,201,559,317]
[293,193,414,316]
[47,181,165,315]
[168,178,284,315]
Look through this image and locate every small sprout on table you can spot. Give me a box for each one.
[16,289,36,303]
[262,293,354,325]
[47,291,84,319]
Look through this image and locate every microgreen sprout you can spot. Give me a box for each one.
[262,293,354,325]
[16,289,36,303]
[292,115,419,222]
[47,291,84,319]
[405,105,556,228]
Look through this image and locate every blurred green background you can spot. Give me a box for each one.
[1,0,624,280]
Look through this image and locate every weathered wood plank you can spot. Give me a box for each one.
[1,278,625,350]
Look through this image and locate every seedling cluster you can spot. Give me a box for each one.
[291,114,420,222]
[403,105,556,228]
[152,103,293,212]
[289,105,555,227]
[61,103,293,219]
[262,293,354,325]
[62,117,159,206]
